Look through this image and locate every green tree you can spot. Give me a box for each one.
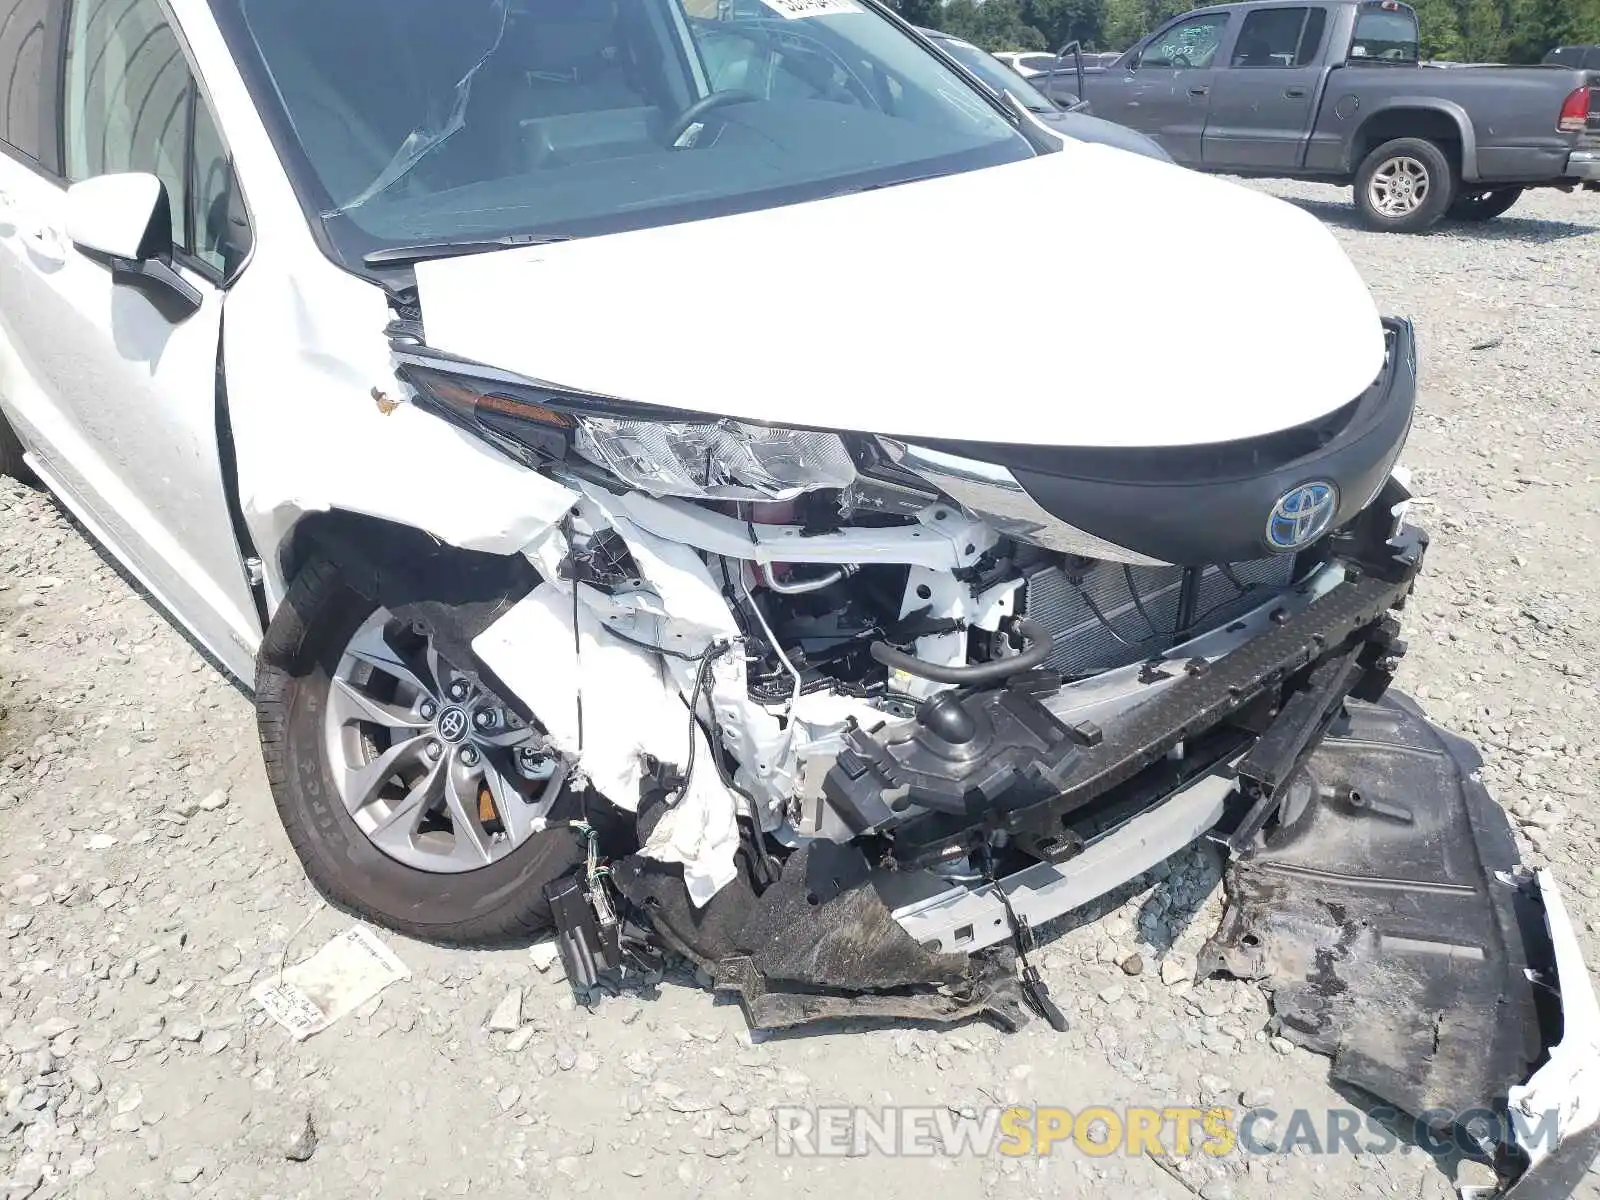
[1505,0,1600,59]
[1021,0,1110,49]
[1411,0,1464,57]
[938,0,1049,48]
[1454,0,1509,59]
[882,0,946,27]
[1102,0,1193,48]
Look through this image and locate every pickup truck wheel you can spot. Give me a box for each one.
[1447,186,1523,222]
[1354,138,1455,233]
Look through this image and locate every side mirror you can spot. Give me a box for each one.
[64,173,200,321]
[66,173,171,262]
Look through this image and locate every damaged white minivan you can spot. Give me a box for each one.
[0,0,1596,1190]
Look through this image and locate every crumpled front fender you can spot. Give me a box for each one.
[220,265,578,607]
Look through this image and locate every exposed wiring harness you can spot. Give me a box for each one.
[596,618,708,663]
[676,639,780,890]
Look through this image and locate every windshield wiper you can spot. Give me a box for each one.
[364,234,573,267]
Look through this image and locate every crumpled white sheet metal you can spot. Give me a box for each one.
[221,264,579,606]
[472,585,741,906]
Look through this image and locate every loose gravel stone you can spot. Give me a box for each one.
[67,1066,101,1096]
[171,1159,206,1185]
[1159,958,1191,986]
[486,987,522,1033]
[283,1112,318,1162]
[197,789,229,812]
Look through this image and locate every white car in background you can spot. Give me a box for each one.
[992,49,1061,76]
[993,46,1121,76]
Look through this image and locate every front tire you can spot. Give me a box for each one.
[1447,186,1523,222]
[255,556,587,946]
[1354,138,1455,233]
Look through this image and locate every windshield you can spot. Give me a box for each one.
[933,36,1057,113]
[210,0,1033,269]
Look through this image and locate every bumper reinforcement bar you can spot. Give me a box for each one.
[888,522,1427,866]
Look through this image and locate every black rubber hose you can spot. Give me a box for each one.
[869,616,1054,685]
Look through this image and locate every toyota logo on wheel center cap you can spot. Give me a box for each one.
[437,706,470,743]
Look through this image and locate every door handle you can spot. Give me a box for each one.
[1188,85,1210,96]
[1285,86,1308,98]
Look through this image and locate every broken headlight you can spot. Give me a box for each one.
[399,365,577,468]
[399,363,857,502]
[572,417,856,502]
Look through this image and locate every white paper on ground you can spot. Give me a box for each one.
[252,926,411,1040]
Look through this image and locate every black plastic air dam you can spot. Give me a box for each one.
[1201,692,1600,1200]
[916,318,1418,566]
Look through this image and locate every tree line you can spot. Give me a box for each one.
[885,0,1600,63]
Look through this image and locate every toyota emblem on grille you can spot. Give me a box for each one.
[1266,482,1338,551]
[437,706,470,743]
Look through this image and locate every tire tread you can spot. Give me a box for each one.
[1353,137,1456,234]
[256,555,578,947]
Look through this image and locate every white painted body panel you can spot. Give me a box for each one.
[414,145,1386,449]
[0,152,262,679]
[473,584,742,905]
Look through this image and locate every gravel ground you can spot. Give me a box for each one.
[1,179,1598,1200]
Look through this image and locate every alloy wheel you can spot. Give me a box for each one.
[323,609,564,873]
[1367,156,1430,217]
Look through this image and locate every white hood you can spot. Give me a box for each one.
[414,144,1385,449]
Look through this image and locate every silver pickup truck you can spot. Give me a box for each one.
[1039,0,1600,231]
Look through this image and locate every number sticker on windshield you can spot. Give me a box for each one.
[760,0,863,17]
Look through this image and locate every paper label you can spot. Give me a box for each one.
[251,926,411,1041]
[760,0,863,18]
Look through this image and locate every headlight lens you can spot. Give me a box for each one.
[400,364,856,501]
[573,417,856,502]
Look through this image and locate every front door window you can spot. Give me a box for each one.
[63,0,246,276]
[1140,14,1230,69]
